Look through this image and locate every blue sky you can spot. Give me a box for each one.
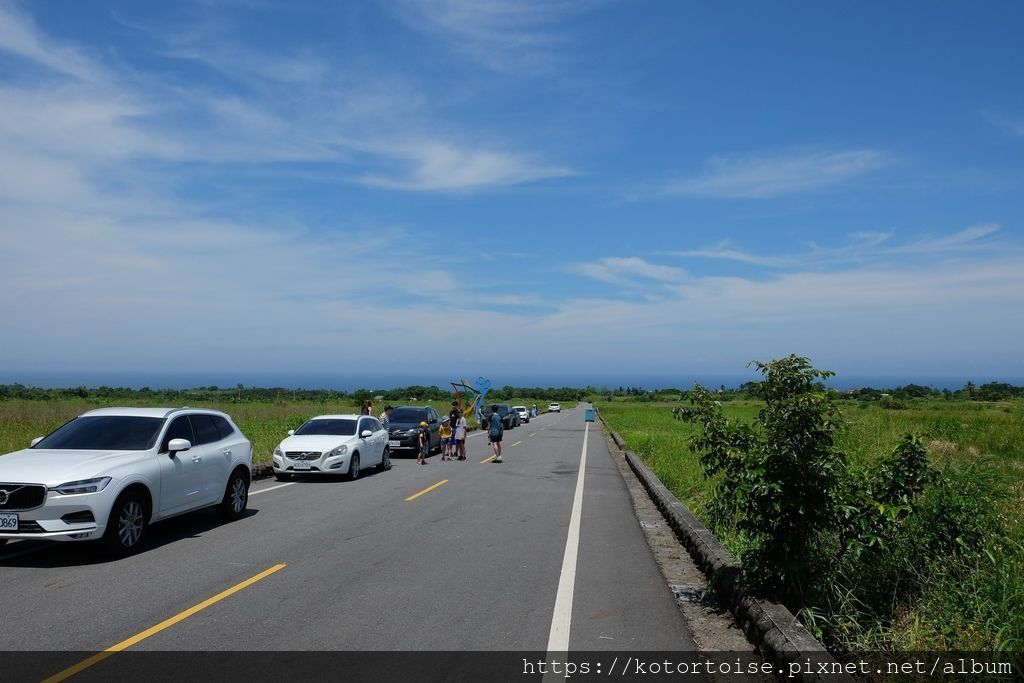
[1,0,1022,385]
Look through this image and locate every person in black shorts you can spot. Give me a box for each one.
[487,404,503,463]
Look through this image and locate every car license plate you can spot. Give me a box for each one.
[293,461,312,471]
[0,513,18,531]
[388,440,400,448]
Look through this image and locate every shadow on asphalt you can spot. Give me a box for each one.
[272,465,392,483]
[0,507,260,568]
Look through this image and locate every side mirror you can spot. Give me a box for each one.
[287,429,295,436]
[30,437,43,447]
[360,430,373,439]
[167,438,192,456]
[429,418,438,425]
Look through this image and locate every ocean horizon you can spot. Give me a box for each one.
[2,370,1021,394]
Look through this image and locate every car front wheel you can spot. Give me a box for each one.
[218,469,249,520]
[103,490,148,556]
[378,447,391,471]
[349,454,360,480]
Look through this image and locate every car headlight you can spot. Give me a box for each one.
[274,446,283,458]
[53,477,112,495]
[329,445,348,457]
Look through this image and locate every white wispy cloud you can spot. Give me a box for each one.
[0,1,107,82]
[569,257,689,287]
[358,139,573,192]
[664,149,891,198]
[670,240,790,268]
[982,110,1024,139]
[383,0,602,73]
[670,225,1002,269]
[0,3,572,196]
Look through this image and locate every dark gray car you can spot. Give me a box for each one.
[386,406,441,456]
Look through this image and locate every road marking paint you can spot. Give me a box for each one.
[510,441,522,447]
[405,479,448,501]
[249,482,295,496]
[529,433,536,438]
[546,421,589,653]
[480,455,496,463]
[42,563,287,683]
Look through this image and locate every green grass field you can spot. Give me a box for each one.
[0,397,575,465]
[597,397,1024,652]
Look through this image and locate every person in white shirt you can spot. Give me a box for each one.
[454,412,468,461]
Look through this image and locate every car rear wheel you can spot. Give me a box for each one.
[349,454,360,480]
[103,490,148,556]
[218,469,249,521]
[378,447,391,471]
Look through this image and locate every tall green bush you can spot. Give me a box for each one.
[681,355,849,603]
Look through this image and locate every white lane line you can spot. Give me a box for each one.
[546,421,589,653]
[249,482,295,496]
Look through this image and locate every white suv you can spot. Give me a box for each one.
[548,402,561,413]
[0,407,252,556]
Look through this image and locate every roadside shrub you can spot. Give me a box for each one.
[682,357,936,613]
[681,355,848,604]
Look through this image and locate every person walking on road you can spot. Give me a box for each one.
[454,411,468,460]
[417,421,430,465]
[487,404,503,463]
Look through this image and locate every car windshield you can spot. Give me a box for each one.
[389,408,425,423]
[294,419,357,436]
[33,416,165,451]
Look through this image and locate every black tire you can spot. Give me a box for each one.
[378,447,391,471]
[218,468,249,521]
[349,453,360,480]
[103,489,149,557]
[273,471,292,482]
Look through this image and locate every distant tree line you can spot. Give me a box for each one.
[596,380,1024,403]
[0,383,589,403]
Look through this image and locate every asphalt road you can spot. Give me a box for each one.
[0,405,694,666]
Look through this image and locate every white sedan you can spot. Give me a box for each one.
[0,407,253,556]
[271,414,390,481]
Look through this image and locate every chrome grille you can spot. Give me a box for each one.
[0,484,46,511]
[285,451,322,461]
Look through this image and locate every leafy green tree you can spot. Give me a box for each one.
[681,355,847,603]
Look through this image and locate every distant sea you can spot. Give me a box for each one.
[2,370,1021,393]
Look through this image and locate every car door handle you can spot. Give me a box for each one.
[192,455,202,463]
[222,449,231,456]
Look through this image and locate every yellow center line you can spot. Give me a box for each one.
[405,479,449,501]
[480,455,496,463]
[510,441,522,447]
[43,563,287,683]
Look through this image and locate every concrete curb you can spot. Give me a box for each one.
[601,416,851,683]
